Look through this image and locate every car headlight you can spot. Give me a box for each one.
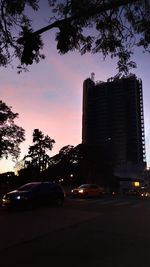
[78,189,84,193]
[2,195,10,200]
[15,195,21,200]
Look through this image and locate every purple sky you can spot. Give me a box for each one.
[0,1,150,173]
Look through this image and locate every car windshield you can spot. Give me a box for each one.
[17,183,39,191]
[78,184,89,189]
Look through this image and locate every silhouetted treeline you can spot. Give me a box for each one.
[0,143,119,191]
[43,143,118,188]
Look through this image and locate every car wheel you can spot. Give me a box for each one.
[26,200,34,210]
[56,198,63,207]
[83,192,88,198]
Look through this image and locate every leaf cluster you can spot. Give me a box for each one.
[0,100,25,159]
[0,0,42,71]
[0,0,150,74]
[51,0,149,74]
[24,129,55,171]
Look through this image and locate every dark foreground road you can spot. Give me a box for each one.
[0,196,150,267]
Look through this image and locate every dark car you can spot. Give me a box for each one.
[2,182,65,209]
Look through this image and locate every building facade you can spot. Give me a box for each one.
[82,75,146,176]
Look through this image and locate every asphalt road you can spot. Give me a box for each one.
[0,195,150,267]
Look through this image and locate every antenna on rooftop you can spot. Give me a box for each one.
[91,72,95,82]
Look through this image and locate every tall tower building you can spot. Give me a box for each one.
[82,75,146,174]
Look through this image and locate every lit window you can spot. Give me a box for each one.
[134,182,140,187]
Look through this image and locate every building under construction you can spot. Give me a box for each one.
[82,74,146,177]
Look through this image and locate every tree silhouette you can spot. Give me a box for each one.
[46,143,114,187]
[0,100,25,159]
[0,0,150,74]
[24,129,55,172]
[45,145,74,183]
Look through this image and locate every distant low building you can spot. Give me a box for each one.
[117,176,145,194]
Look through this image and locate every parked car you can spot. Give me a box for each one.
[139,191,149,197]
[2,182,65,209]
[71,184,104,198]
[125,190,141,196]
[125,189,149,197]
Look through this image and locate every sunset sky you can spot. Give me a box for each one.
[0,1,150,173]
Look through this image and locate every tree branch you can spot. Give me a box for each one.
[18,0,140,42]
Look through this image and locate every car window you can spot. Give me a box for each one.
[37,184,54,194]
[90,185,98,189]
[18,183,40,191]
[48,184,63,192]
[41,183,63,192]
[78,184,89,189]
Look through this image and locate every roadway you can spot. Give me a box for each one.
[0,195,150,266]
